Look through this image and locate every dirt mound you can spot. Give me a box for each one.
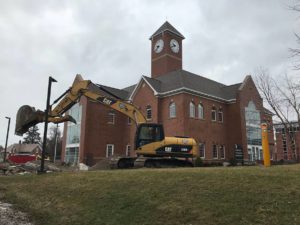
[89,159,111,170]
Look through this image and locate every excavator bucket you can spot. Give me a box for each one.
[15,105,77,136]
[15,105,45,136]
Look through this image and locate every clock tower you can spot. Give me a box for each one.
[150,21,185,78]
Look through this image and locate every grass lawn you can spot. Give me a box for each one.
[0,165,300,225]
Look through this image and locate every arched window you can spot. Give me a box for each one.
[198,104,204,119]
[189,102,195,118]
[218,108,223,122]
[169,102,176,118]
[211,107,217,121]
[146,105,152,120]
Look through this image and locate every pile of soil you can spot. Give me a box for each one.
[89,159,111,170]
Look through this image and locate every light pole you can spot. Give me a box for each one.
[3,117,11,163]
[39,76,57,173]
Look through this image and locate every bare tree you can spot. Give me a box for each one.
[46,125,62,162]
[255,67,298,160]
[289,1,300,69]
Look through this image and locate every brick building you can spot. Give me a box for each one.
[274,122,300,161]
[62,22,274,166]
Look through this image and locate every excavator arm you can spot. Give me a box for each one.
[15,74,146,135]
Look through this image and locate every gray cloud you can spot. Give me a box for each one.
[0,0,298,145]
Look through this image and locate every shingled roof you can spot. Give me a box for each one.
[139,70,241,101]
[150,21,185,40]
[95,84,130,100]
[94,69,242,103]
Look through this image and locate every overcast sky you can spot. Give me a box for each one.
[0,0,299,145]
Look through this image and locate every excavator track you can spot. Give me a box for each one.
[110,157,194,169]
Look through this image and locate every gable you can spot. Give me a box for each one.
[129,77,158,101]
[238,75,262,100]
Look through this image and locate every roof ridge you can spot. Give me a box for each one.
[150,21,185,39]
[221,82,242,89]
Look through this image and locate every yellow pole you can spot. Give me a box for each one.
[261,123,271,167]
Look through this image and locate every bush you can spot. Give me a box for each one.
[194,157,203,167]
[229,158,237,166]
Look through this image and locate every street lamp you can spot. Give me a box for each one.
[3,117,11,162]
[39,76,57,173]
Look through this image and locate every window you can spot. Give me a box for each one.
[199,143,205,158]
[283,139,288,160]
[128,117,132,125]
[146,105,152,120]
[66,103,82,145]
[108,111,115,124]
[126,145,131,157]
[65,147,79,165]
[213,144,218,159]
[136,125,164,148]
[106,144,114,158]
[220,145,225,159]
[198,104,204,119]
[218,109,223,122]
[189,102,195,118]
[169,102,176,118]
[211,107,217,121]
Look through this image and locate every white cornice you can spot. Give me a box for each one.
[155,87,236,103]
[129,76,158,101]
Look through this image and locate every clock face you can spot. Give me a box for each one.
[154,39,164,53]
[170,39,179,53]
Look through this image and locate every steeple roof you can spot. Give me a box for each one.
[150,21,185,40]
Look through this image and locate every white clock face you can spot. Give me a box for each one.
[154,39,164,53]
[170,39,179,53]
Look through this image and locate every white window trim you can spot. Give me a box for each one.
[108,112,115,124]
[220,145,225,159]
[146,105,152,120]
[212,109,217,121]
[189,102,195,118]
[213,144,218,159]
[106,144,114,158]
[199,143,205,159]
[218,110,223,122]
[198,104,204,119]
[169,102,176,118]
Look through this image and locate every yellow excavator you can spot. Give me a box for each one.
[15,75,198,168]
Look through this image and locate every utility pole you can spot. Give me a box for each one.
[3,117,11,162]
[39,76,57,173]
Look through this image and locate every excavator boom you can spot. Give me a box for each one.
[15,74,146,135]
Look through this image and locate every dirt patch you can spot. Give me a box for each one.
[0,202,33,225]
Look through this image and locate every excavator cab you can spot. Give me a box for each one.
[135,123,165,149]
